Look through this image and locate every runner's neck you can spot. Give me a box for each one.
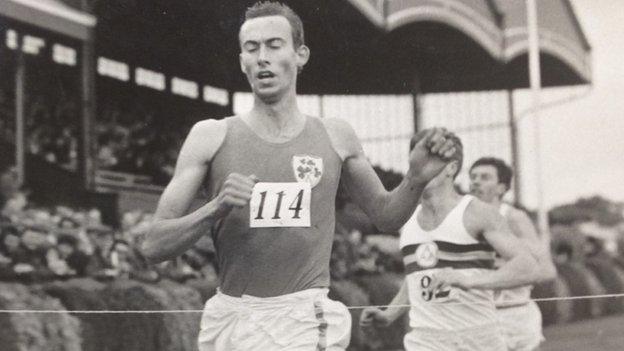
[420,186,463,222]
[246,96,306,142]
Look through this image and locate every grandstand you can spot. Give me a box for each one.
[3,1,624,351]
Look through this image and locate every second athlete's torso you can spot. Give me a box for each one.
[400,195,499,330]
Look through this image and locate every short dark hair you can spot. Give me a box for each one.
[470,157,513,191]
[410,131,464,179]
[242,1,305,48]
[57,234,78,247]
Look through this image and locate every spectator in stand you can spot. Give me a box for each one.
[155,253,207,283]
[87,227,117,280]
[353,242,381,275]
[0,166,20,210]
[375,248,404,274]
[108,239,132,279]
[52,126,78,169]
[14,226,55,282]
[58,216,79,231]
[47,234,78,278]
[49,234,92,277]
[108,238,159,282]
[182,248,218,282]
[330,236,350,280]
[97,134,119,169]
[0,225,22,280]
[2,190,28,223]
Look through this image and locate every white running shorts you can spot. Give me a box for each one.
[404,323,506,351]
[198,288,351,351]
[497,301,545,351]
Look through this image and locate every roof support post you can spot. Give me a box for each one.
[527,0,549,234]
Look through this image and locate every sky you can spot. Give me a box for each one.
[515,0,624,209]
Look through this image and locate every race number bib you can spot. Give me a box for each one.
[249,182,311,228]
[419,273,452,303]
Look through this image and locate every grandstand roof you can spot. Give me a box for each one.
[0,0,96,41]
[92,0,591,94]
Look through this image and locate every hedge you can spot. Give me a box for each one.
[556,262,607,320]
[533,276,573,325]
[42,278,109,351]
[0,282,82,351]
[585,258,624,314]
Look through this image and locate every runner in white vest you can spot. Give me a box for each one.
[469,157,557,351]
[360,136,541,351]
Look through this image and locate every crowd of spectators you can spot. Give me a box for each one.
[0,86,80,171]
[95,102,189,185]
[0,86,192,185]
[25,94,80,170]
[330,229,403,280]
[0,165,218,284]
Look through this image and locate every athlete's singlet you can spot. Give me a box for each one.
[400,195,499,330]
[494,203,533,307]
[205,116,342,297]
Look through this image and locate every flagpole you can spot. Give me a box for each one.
[527,0,549,235]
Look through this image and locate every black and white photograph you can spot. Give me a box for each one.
[0,0,622,350]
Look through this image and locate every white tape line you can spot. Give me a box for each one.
[0,293,622,314]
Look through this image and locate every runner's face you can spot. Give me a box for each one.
[424,162,454,191]
[3,233,20,252]
[239,16,307,103]
[469,165,504,202]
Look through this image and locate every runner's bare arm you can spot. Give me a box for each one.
[380,279,410,323]
[457,200,539,290]
[360,280,409,328]
[508,209,557,282]
[141,119,230,264]
[323,118,455,232]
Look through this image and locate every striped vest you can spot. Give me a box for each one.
[400,195,499,330]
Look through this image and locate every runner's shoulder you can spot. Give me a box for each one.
[505,206,534,230]
[191,118,228,137]
[185,118,229,161]
[464,197,504,234]
[320,117,362,160]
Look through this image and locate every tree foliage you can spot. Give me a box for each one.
[549,196,624,226]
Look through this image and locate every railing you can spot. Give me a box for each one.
[95,170,164,194]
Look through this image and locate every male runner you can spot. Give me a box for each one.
[470,157,556,350]
[360,136,540,351]
[141,2,457,350]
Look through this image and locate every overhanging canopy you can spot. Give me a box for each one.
[347,0,591,91]
[89,0,591,93]
[497,0,591,86]
[0,0,96,41]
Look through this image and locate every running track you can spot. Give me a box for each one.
[542,315,624,351]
